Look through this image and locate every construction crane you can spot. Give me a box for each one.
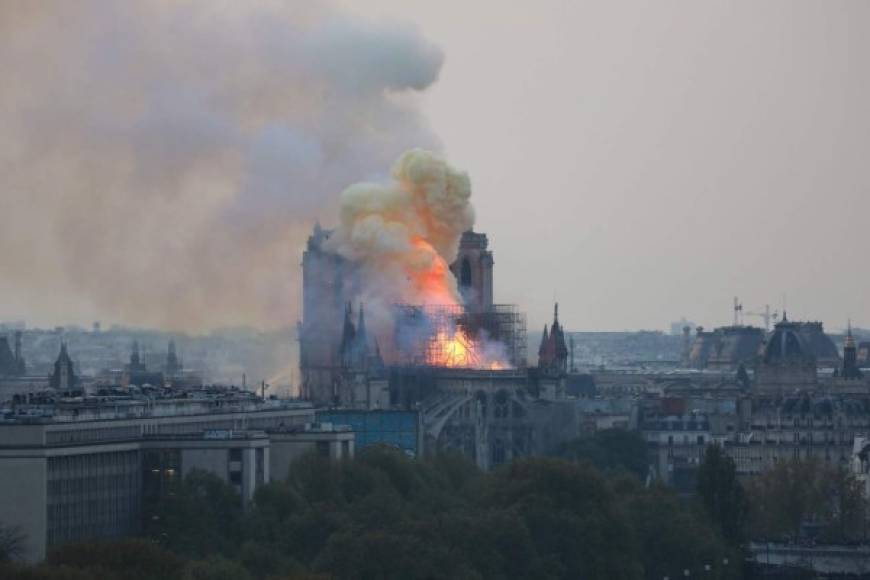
[744,304,778,332]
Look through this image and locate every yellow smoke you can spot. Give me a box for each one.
[328,149,474,307]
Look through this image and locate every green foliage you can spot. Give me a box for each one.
[621,481,740,580]
[555,428,649,480]
[15,448,738,580]
[0,538,186,580]
[183,555,252,580]
[0,522,25,562]
[747,458,867,543]
[478,458,641,580]
[147,469,245,558]
[697,444,748,546]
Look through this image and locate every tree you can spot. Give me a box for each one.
[47,538,185,580]
[477,457,642,580]
[0,522,25,562]
[146,470,244,558]
[183,556,251,580]
[697,444,747,546]
[747,458,867,543]
[619,480,740,580]
[555,428,649,480]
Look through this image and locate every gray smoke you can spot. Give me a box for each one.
[0,0,443,331]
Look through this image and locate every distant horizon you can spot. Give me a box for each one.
[3,1,869,339]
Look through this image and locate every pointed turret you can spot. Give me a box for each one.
[538,304,568,375]
[843,320,862,380]
[551,303,569,363]
[166,339,181,375]
[538,325,549,360]
[50,342,78,390]
[356,303,368,346]
[131,340,141,367]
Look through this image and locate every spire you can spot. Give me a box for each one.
[538,325,549,358]
[845,319,856,349]
[131,340,140,366]
[166,339,181,374]
[357,303,367,342]
[51,341,77,390]
[539,303,568,374]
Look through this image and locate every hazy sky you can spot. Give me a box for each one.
[338,0,870,333]
[3,1,869,334]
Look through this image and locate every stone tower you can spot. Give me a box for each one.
[299,223,360,403]
[165,339,182,376]
[842,322,862,380]
[449,230,493,311]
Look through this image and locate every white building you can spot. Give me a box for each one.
[0,393,351,562]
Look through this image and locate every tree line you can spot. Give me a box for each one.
[1,429,866,579]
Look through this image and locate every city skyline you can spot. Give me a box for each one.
[2,1,869,336]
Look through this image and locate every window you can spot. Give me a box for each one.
[460,258,472,288]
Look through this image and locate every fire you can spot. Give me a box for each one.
[408,236,461,307]
[427,326,511,370]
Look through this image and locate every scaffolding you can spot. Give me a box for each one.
[393,304,527,369]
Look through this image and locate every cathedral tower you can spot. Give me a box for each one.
[449,230,493,310]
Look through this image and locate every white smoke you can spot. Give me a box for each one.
[326,149,474,317]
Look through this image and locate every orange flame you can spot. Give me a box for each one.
[405,237,510,370]
[408,237,460,307]
[427,327,511,370]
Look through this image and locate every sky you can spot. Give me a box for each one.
[337,0,870,334]
[2,1,869,334]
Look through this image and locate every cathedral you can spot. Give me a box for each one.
[298,226,504,404]
[537,304,569,376]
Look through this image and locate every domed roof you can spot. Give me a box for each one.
[762,317,814,364]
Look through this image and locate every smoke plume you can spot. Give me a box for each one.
[0,1,443,331]
[321,149,511,370]
[326,149,474,318]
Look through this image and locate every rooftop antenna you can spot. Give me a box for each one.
[733,296,743,326]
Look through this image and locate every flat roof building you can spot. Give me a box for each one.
[0,390,328,562]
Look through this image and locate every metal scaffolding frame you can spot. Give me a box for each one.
[393,304,527,369]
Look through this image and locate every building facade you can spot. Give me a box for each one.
[0,394,317,562]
